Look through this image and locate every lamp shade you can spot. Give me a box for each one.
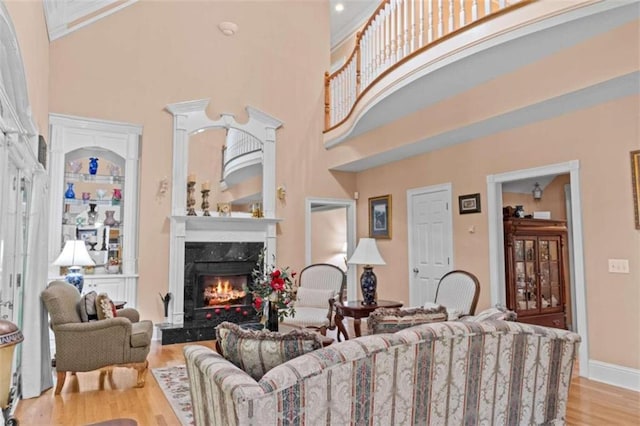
[53,240,95,267]
[347,238,386,266]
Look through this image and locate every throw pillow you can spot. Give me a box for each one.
[368,306,448,335]
[95,293,117,320]
[78,291,98,322]
[215,321,323,381]
[462,306,517,322]
[295,287,336,308]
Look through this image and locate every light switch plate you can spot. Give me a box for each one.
[608,259,630,274]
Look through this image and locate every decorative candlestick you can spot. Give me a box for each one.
[201,189,210,216]
[186,181,197,216]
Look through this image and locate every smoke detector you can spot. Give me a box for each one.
[218,21,238,36]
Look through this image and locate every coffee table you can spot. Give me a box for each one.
[335,300,403,340]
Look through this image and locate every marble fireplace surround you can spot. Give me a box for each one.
[168,216,280,325]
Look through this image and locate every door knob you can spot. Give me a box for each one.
[413,268,419,273]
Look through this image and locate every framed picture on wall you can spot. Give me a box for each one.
[631,150,640,229]
[369,195,392,239]
[459,193,481,214]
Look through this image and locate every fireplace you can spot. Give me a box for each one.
[164,214,280,344]
[159,241,263,344]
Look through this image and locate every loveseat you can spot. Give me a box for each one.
[184,320,580,425]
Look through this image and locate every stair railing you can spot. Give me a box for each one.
[324,0,529,131]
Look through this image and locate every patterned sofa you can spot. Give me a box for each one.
[184,320,580,425]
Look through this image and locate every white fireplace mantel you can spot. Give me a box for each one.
[165,100,283,325]
[167,215,281,325]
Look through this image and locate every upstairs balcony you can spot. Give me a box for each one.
[323,0,639,171]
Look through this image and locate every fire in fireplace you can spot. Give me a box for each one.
[201,275,248,306]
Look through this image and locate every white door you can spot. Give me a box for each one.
[407,184,453,306]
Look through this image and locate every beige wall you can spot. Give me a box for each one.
[503,174,571,221]
[46,0,357,323]
[311,207,347,269]
[5,0,49,135]
[354,95,640,369]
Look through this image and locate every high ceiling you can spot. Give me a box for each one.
[329,0,378,49]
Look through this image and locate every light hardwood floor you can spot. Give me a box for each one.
[16,339,640,426]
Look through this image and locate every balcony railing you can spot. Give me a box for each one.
[324,0,529,131]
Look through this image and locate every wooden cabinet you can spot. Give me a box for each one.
[503,218,568,329]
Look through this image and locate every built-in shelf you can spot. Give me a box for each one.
[65,172,125,184]
[64,199,122,206]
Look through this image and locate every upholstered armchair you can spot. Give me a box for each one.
[41,281,153,395]
[280,263,346,335]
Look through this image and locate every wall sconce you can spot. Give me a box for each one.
[532,182,543,200]
[277,185,286,201]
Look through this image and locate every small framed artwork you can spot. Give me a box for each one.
[77,227,98,246]
[459,193,481,214]
[631,150,640,229]
[369,195,392,239]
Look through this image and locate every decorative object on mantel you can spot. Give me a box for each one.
[251,202,263,218]
[247,250,296,331]
[347,238,386,305]
[88,157,99,175]
[200,188,211,216]
[186,174,197,216]
[217,202,231,217]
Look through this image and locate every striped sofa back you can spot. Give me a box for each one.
[185,320,580,425]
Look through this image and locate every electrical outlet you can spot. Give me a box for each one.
[608,259,630,274]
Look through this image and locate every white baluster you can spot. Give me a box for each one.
[418,0,424,48]
[403,0,409,57]
[485,0,490,17]
[472,0,478,21]
[410,0,416,52]
[428,0,433,43]
[390,0,396,64]
[499,0,506,8]
[377,14,383,75]
[384,4,390,70]
[448,0,454,33]
[438,0,444,38]
[460,0,466,27]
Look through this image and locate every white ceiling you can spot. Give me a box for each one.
[502,175,557,194]
[330,0,378,49]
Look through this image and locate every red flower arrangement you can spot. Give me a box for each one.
[247,250,296,323]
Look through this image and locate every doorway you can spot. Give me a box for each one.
[486,160,588,377]
[407,183,454,306]
[305,198,357,300]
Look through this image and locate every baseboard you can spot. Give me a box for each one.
[588,360,640,391]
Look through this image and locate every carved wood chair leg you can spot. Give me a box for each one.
[134,360,148,388]
[54,371,66,395]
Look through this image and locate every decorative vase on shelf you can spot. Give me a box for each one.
[112,188,122,204]
[68,160,82,174]
[87,203,98,226]
[64,183,75,199]
[514,205,525,218]
[266,300,279,332]
[103,210,117,227]
[88,157,99,175]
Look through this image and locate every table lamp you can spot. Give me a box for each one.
[347,238,386,305]
[53,240,95,293]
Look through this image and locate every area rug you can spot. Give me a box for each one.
[151,365,194,426]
